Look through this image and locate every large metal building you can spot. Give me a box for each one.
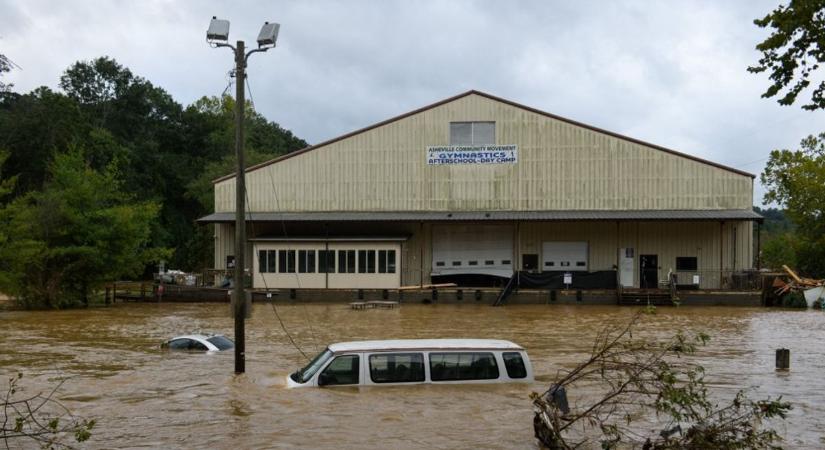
[198,90,761,294]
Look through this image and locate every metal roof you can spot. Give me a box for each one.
[249,235,409,242]
[198,209,764,223]
[213,90,755,183]
[328,339,524,353]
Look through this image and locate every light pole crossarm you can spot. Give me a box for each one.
[245,46,273,63]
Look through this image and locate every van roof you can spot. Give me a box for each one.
[328,339,524,353]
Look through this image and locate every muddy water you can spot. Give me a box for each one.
[1,304,824,449]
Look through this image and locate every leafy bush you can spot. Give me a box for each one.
[782,292,808,308]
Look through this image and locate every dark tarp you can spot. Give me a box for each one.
[517,271,617,289]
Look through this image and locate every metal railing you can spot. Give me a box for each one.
[671,269,762,290]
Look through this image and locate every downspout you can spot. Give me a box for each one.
[324,222,329,289]
[756,221,762,270]
[419,221,424,288]
[719,221,724,289]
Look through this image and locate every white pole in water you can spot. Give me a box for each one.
[207,17,280,374]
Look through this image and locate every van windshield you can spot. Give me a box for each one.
[291,349,333,383]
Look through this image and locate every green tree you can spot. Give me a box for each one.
[0,148,168,308]
[749,1,825,110]
[0,53,13,93]
[761,133,825,276]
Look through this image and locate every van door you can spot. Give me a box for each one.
[317,354,361,386]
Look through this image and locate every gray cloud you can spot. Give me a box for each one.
[2,0,824,205]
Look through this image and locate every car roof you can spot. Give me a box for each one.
[328,339,524,353]
[168,334,219,341]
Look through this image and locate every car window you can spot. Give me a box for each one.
[319,355,359,386]
[369,353,425,383]
[429,352,499,381]
[502,352,527,379]
[190,340,209,351]
[206,336,234,350]
[167,339,192,350]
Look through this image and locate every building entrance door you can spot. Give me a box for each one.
[639,254,658,289]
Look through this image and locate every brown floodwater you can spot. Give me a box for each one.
[1,303,824,449]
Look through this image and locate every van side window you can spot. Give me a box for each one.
[319,355,359,386]
[502,352,527,379]
[429,352,499,381]
[369,353,425,383]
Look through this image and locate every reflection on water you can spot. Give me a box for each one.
[1,304,824,449]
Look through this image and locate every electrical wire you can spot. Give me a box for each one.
[245,72,320,353]
[244,185,310,361]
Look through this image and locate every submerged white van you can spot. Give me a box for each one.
[286,339,533,388]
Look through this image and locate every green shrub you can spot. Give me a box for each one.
[782,292,808,308]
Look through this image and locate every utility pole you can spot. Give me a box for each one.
[233,39,246,374]
[207,17,280,375]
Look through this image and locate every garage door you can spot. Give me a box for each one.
[542,241,588,271]
[432,225,513,278]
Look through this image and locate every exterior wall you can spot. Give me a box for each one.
[252,241,401,289]
[215,94,753,214]
[215,219,754,289]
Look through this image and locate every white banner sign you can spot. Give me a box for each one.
[426,145,518,165]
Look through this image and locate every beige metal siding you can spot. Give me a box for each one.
[215,94,752,213]
[517,220,753,288]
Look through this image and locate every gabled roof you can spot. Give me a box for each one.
[213,90,755,183]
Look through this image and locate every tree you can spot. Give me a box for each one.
[532,314,790,449]
[0,53,13,93]
[2,373,95,448]
[761,133,825,276]
[0,148,168,308]
[749,1,825,110]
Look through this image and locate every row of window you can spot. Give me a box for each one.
[434,259,511,267]
[259,249,396,274]
[319,351,526,386]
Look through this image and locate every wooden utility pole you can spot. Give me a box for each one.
[233,40,247,374]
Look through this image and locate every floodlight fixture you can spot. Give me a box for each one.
[257,22,280,48]
[207,16,230,42]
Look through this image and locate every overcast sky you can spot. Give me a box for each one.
[2,0,823,205]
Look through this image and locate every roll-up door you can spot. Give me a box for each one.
[432,224,513,278]
[542,241,588,271]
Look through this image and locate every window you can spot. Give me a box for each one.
[318,250,335,273]
[435,261,445,267]
[452,261,462,266]
[165,339,207,351]
[319,355,359,386]
[206,336,234,351]
[165,338,192,350]
[258,250,276,273]
[298,250,316,273]
[378,250,396,273]
[485,260,494,266]
[676,257,698,271]
[502,352,527,379]
[369,353,425,383]
[358,250,376,273]
[502,260,511,265]
[450,121,495,146]
[522,254,538,270]
[338,250,356,273]
[429,352,499,381]
[468,261,478,266]
[278,250,296,273]
[292,349,333,384]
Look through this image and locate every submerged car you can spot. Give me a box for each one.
[287,339,533,388]
[161,334,234,351]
